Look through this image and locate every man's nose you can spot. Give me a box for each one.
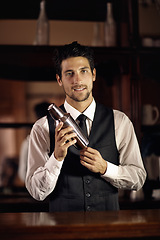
[74,73,82,84]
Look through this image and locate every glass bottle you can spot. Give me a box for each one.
[35,0,49,45]
[92,22,104,46]
[104,2,117,47]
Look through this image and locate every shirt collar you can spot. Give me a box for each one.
[64,99,96,121]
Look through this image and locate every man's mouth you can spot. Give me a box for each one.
[72,86,86,92]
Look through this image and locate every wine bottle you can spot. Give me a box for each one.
[104,2,117,47]
[92,22,104,46]
[35,0,49,45]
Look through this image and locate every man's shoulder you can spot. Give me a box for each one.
[96,103,131,123]
[113,109,129,120]
[113,109,132,129]
[33,116,49,131]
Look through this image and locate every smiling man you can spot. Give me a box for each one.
[57,56,95,106]
[25,41,146,212]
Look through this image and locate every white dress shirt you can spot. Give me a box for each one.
[25,99,146,201]
[18,135,30,182]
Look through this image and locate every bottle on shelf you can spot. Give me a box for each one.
[34,0,50,45]
[92,22,104,47]
[104,2,117,47]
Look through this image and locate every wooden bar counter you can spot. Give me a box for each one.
[0,209,160,240]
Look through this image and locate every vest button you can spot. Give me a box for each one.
[85,179,90,184]
[86,192,91,198]
[86,206,91,211]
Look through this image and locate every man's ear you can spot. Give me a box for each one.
[93,68,96,82]
[56,74,62,86]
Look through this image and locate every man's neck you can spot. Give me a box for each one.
[65,97,93,113]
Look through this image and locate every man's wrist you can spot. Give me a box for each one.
[100,161,107,175]
[54,152,64,162]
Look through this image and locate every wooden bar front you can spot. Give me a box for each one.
[0,209,160,240]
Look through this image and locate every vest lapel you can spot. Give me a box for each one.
[89,103,110,147]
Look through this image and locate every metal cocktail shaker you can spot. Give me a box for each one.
[48,103,89,149]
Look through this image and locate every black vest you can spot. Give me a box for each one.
[47,103,119,212]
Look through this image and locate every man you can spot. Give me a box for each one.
[25,41,146,211]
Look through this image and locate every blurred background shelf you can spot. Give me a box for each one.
[0,0,124,22]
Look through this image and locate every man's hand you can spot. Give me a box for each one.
[54,122,77,161]
[80,147,107,175]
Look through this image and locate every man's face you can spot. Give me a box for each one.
[57,56,96,106]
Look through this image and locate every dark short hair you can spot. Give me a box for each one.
[53,41,95,78]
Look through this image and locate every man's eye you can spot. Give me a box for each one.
[81,69,87,73]
[66,72,73,76]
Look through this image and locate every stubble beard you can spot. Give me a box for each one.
[66,90,91,102]
[63,85,92,103]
